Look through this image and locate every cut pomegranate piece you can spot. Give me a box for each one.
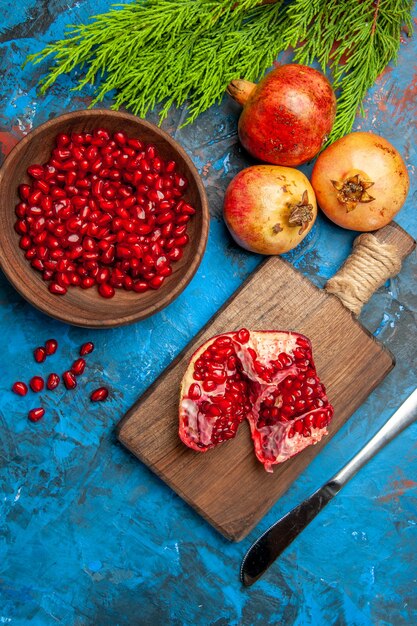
[179,330,333,472]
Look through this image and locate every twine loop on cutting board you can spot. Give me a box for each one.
[325,233,402,316]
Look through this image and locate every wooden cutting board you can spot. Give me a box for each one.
[117,223,415,541]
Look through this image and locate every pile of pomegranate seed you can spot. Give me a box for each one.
[15,129,196,298]
[11,339,109,422]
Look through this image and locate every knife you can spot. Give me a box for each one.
[241,387,417,587]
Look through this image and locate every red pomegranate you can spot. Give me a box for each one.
[179,329,333,472]
[227,64,336,166]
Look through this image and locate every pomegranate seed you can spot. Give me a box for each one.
[49,282,67,295]
[80,277,93,289]
[19,236,32,251]
[71,358,86,376]
[295,399,306,412]
[19,184,31,200]
[98,283,115,298]
[294,419,304,434]
[206,405,221,417]
[80,341,94,356]
[278,353,293,367]
[188,383,201,399]
[28,407,45,422]
[15,130,195,297]
[167,247,182,262]
[34,347,46,363]
[44,338,58,356]
[46,373,60,390]
[27,165,44,179]
[174,234,189,247]
[16,202,28,218]
[165,160,176,173]
[149,275,165,289]
[30,376,44,393]
[203,380,217,392]
[236,328,250,344]
[90,387,109,402]
[114,131,127,145]
[56,133,70,147]
[63,370,77,390]
[227,356,237,370]
[181,203,196,215]
[15,220,28,235]
[133,281,149,293]
[12,381,28,396]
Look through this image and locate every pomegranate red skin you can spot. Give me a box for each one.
[237,65,336,166]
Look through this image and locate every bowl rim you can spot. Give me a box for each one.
[0,108,210,328]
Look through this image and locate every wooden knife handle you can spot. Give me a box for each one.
[325,221,415,315]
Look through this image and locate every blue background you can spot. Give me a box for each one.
[0,2,416,624]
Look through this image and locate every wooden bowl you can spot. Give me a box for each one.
[0,110,209,327]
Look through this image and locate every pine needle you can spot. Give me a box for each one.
[27,0,414,141]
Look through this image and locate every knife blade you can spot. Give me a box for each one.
[241,387,417,587]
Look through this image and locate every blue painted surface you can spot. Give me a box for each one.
[0,3,416,624]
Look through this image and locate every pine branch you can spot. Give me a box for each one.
[287,0,414,142]
[27,0,414,140]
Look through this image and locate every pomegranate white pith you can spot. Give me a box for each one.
[179,329,333,472]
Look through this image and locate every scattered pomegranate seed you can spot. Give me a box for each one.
[34,347,47,363]
[16,130,196,298]
[71,358,86,376]
[30,376,44,393]
[46,373,60,390]
[63,371,77,390]
[28,407,45,422]
[90,387,109,402]
[80,342,94,356]
[45,339,58,355]
[12,381,28,396]
[13,338,110,423]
